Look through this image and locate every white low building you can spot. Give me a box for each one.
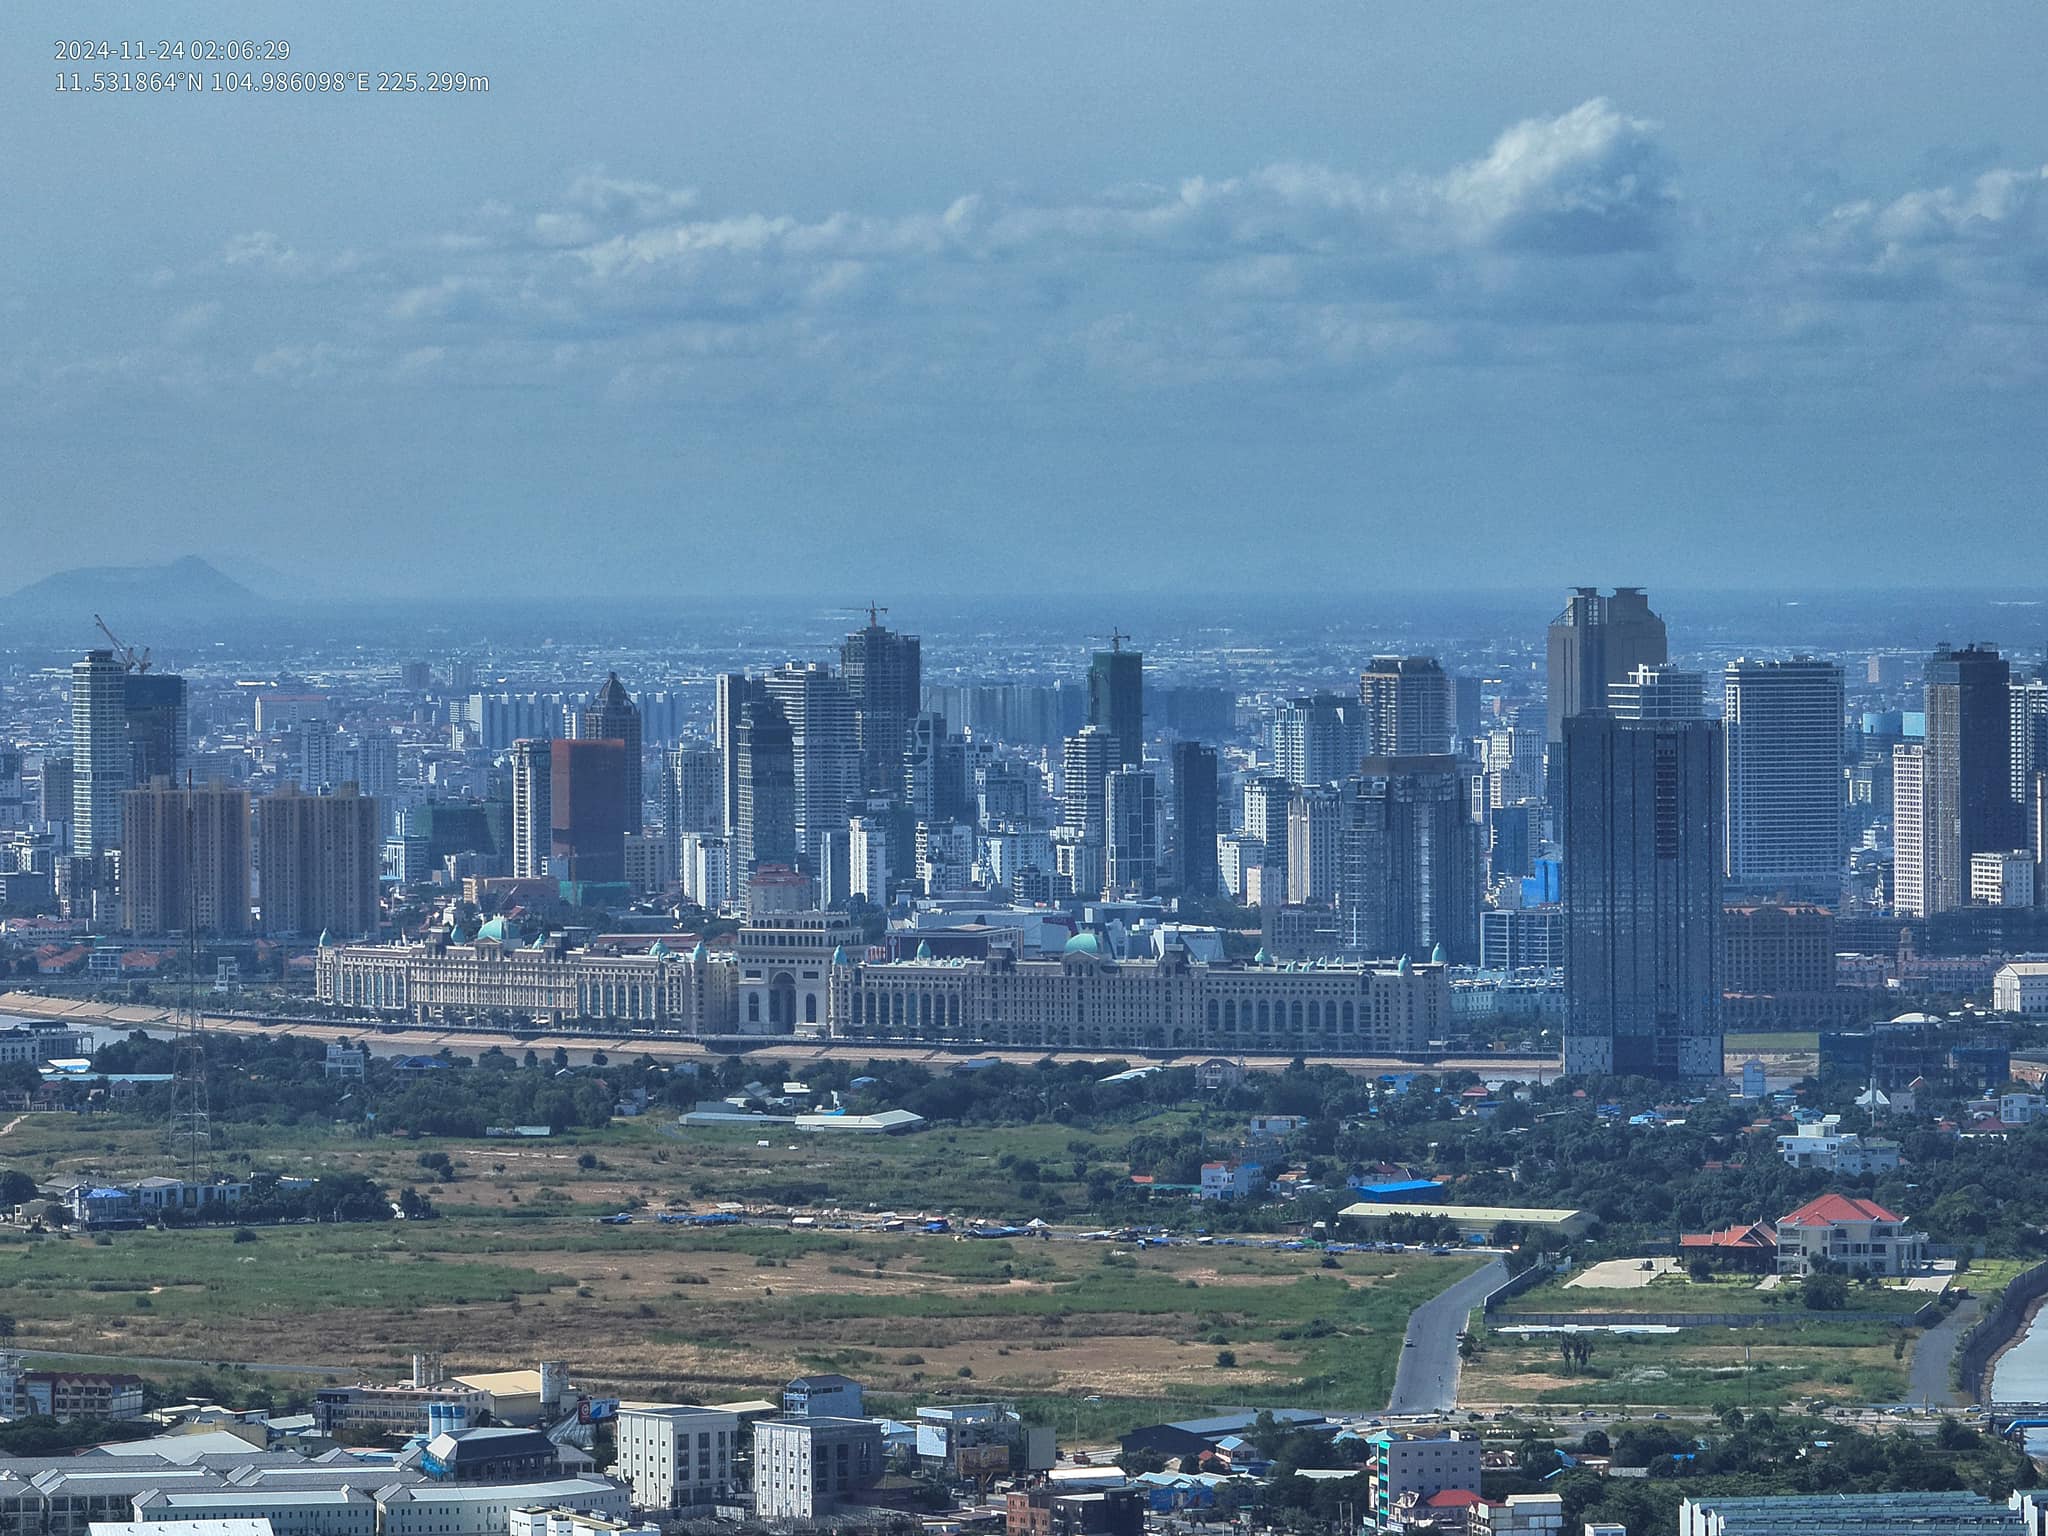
[377,1481,627,1536]
[1994,961,2048,1018]
[611,1407,739,1512]
[1775,1130,1902,1176]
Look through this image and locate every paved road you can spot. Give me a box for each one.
[1389,1257,1506,1415]
[1909,1293,1982,1408]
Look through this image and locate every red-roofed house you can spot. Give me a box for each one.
[1678,1220,1778,1272]
[1775,1194,1927,1276]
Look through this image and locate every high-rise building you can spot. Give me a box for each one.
[904,712,970,825]
[764,663,860,862]
[1339,756,1478,964]
[509,739,553,880]
[1105,768,1159,897]
[1168,741,1219,898]
[121,672,189,787]
[1061,724,1115,845]
[1546,587,1668,794]
[2010,669,2048,806]
[1892,743,1927,916]
[1922,643,2016,914]
[1286,785,1343,905]
[1087,639,1144,770]
[71,650,132,861]
[840,614,922,795]
[550,738,631,885]
[121,779,250,935]
[1241,774,1292,885]
[258,784,381,938]
[715,673,766,839]
[1271,695,1365,788]
[1608,665,1706,721]
[847,816,891,903]
[39,756,74,838]
[1359,656,1453,757]
[573,673,643,832]
[976,759,1037,829]
[665,744,721,841]
[1561,713,1724,1080]
[1723,658,1845,901]
[734,698,797,875]
[0,750,23,832]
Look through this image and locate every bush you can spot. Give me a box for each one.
[1216,1349,1237,1368]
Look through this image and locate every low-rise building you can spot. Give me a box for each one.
[1995,961,2048,1018]
[752,1417,883,1522]
[1199,1162,1265,1201]
[1774,1130,1902,1176]
[129,1488,375,1536]
[611,1405,739,1511]
[1469,1493,1563,1536]
[1680,1491,2020,1536]
[1366,1430,1481,1531]
[1006,1487,1144,1536]
[507,1510,657,1536]
[781,1375,863,1420]
[65,1178,247,1229]
[1774,1194,1928,1277]
[376,1479,628,1536]
[416,1428,559,1483]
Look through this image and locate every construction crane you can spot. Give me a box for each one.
[844,603,890,628]
[1101,627,1131,653]
[93,614,152,673]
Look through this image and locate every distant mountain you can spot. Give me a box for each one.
[2,556,267,634]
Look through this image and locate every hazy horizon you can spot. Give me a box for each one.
[7,3,2046,596]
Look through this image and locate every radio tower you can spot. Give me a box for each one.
[167,776,212,1181]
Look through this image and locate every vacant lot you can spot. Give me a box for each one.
[0,1111,1476,1421]
[1505,1269,1931,1317]
[1462,1319,1910,1410]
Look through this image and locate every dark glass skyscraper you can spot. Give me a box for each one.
[1923,643,2017,913]
[574,672,643,831]
[550,738,630,884]
[1546,587,1668,801]
[1169,740,1219,898]
[1562,712,1724,1081]
[1339,755,1479,964]
[1087,639,1144,769]
[734,698,797,873]
[841,614,922,795]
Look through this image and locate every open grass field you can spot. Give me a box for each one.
[1461,1320,1912,1411]
[0,1109,1478,1420]
[1505,1270,1932,1317]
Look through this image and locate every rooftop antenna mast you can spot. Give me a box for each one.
[93,614,152,674]
[167,770,211,1183]
[1104,628,1130,653]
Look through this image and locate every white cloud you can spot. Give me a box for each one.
[36,102,2048,409]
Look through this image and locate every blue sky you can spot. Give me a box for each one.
[5,2,2045,598]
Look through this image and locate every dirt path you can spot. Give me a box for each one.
[0,1115,26,1138]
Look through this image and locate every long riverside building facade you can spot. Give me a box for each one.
[315,917,1449,1054]
[315,924,737,1029]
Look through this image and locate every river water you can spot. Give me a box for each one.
[1992,1303,2048,1454]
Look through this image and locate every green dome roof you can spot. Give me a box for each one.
[914,939,935,960]
[1063,931,1100,957]
[691,941,708,962]
[1429,942,1445,965]
[477,916,520,946]
[831,944,850,966]
[648,938,672,959]
[1253,947,1271,965]
[317,929,332,949]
